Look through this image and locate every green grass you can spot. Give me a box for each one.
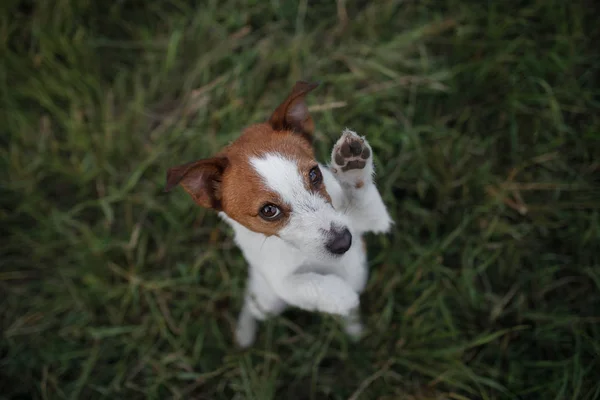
[2,0,600,398]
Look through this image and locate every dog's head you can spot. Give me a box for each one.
[165,81,352,259]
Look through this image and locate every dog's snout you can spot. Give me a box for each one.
[326,227,352,255]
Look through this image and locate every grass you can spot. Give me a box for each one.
[1,0,599,398]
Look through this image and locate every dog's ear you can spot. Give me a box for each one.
[269,80,319,142]
[164,156,229,209]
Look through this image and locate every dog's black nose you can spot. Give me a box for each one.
[326,228,352,255]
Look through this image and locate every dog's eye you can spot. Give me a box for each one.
[259,203,282,220]
[309,166,322,187]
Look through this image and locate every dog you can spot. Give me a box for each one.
[165,81,392,347]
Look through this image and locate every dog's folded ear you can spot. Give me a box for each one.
[268,80,319,142]
[164,156,229,209]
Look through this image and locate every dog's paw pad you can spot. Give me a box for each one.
[332,131,371,172]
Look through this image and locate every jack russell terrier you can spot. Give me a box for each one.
[165,81,392,347]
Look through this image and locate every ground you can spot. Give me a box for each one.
[2,0,600,399]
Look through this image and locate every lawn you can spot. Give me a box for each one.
[2,0,600,399]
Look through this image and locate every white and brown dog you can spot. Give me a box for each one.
[165,81,392,347]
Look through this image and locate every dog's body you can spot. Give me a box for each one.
[166,82,392,347]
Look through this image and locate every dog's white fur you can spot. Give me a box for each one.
[219,129,393,347]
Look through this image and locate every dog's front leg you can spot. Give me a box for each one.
[329,129,393,234]
[273,272,359,317]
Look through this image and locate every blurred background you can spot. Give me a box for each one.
[2,0,599,398]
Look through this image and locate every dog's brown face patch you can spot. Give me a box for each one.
[218,123,328,236]
[165,81,334,237]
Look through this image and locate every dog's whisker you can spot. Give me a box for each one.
[260,236,268,251]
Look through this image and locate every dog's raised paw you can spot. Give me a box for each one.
[330,129,374,187]
[332,130,371,172]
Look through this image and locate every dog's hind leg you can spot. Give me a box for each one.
[235,300,258,348]
[235,269,287,348]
